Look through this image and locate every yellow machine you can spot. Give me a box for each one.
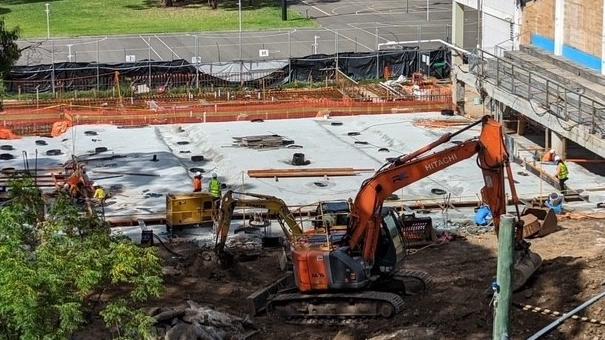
[166,192,215,229]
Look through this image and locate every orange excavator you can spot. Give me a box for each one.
[265,115,542,320]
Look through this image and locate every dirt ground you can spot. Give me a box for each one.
[80,218,605,339]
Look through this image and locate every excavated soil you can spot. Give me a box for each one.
[78,218,605,339]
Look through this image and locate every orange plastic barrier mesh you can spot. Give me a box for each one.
[1,87,453,137]
[0,128,19,140]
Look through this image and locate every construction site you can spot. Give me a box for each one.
[1,0,605,339]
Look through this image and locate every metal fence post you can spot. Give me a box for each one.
[288,31,292,84]
[416,25,421,72]
[375,27,380,79]
[148,37,152,89]
[51,40,56,96]
[335,30,339,75]
[195,35,199,90]
[496,58,500,87]
[96,39,100,92]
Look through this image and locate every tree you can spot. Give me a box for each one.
[0,177,163,339]
[0,19,20,78]
[0,19,20,110]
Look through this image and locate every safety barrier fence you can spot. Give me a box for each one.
[0,86,452,138]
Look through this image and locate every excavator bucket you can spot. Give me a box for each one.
[400,214,437,247]
[520,207,559,239]
[513,249,543,291]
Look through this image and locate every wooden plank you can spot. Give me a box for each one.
[92,170,159,177]
[248,167,374,174]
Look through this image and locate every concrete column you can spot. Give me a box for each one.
[551,131,567,159]
[517,117,527,136]
[452,1,465,64]
[554,0,565,56]
[545,127,551,149]
[455,80,466,114]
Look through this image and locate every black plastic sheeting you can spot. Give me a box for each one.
[283,48,449,82]
[6,48,450,93]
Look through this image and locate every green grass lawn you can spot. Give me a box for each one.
[1,0,314,38]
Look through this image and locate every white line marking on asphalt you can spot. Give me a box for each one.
[347,24,389,44]
[301,0,332,16]
[140,35,163,60]
[324,28,373,52]
[154,34,181,60]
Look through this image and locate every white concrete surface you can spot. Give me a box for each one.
[1,112,562,219]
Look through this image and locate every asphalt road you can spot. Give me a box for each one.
[17,0,478,65]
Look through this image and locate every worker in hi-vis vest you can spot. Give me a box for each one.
[554,156,569,193]
[209,172,221,196]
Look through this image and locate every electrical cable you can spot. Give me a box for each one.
[152,233,184,258]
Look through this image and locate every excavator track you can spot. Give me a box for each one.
[393,270,433,295]
[266,270,432,324]
[267,291,405,323]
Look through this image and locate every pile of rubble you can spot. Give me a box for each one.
[225,232,263,257]
[150,300,257,340]
[232,134,294,149]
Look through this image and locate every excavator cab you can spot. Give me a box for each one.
[293,208,406,292]
[372,208,406,276]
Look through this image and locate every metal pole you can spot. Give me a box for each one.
[417,26,421,72]
[288,31,292,58]
[239,0,242,61]
[426,0,429,21]
[195,35,199,90]
[528,290,605,340]
[148,37,152,88]
[335,30,339,77]
[492,214,515,340]
[406,0,409,13]
[45,3,50,40]
[288,30,292,84]
[376,27,380,79]
[96,40,100,92]
[51,40,56,95]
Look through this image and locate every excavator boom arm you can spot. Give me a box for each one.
[348,116,514,264]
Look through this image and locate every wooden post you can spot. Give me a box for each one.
[493,214,515,340]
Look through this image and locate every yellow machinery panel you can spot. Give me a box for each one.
[166,192,214,227]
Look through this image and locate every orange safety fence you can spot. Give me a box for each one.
[0,87,453,137]
[0,128,19,140]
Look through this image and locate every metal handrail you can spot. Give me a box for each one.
[470,49,605,134]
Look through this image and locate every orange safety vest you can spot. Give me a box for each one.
[193,177,202,192]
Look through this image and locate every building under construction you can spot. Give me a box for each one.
[0,1,604,338]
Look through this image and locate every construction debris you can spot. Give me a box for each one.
[247,167,374,178]
[232,135,294,149]
[413,118,472,129]
[150,300,257,340]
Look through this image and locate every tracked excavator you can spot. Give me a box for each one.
[261,115,543,321]
[214,116,542,320]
